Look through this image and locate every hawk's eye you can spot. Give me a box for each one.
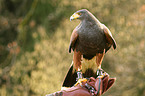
[78,13,82,15]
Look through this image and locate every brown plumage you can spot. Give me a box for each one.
[62,9,116,87]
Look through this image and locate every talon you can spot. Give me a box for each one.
[103,71,109,76]
[74,78,87,86]
[74,70,87,86]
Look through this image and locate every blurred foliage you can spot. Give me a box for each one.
[0,0,145,96]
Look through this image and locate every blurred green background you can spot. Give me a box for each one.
[0,0,145,96]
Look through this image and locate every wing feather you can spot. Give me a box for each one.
[103,25,116,49]
[69,29,79,53]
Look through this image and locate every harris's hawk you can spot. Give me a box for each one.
[62,9,116,87]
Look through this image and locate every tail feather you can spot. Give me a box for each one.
[62,64,77,87]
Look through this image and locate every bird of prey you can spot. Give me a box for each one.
[62,9,116,87]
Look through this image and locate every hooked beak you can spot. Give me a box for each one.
[70,13,80,21]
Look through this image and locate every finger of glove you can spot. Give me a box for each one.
[102,75,109,93]
[94,78,103,96]
[106,78,116,91]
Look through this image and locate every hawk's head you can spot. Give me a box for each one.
[70,9,89,21]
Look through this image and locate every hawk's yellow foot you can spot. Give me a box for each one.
[74,78,88,86]
[74,71,87,86]
[97,68,108,78]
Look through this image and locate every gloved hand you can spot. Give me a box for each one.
[46,74,116,96]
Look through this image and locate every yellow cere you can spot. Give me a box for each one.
[72,13,80,19]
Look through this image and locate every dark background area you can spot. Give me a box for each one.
[0,0,145,96]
